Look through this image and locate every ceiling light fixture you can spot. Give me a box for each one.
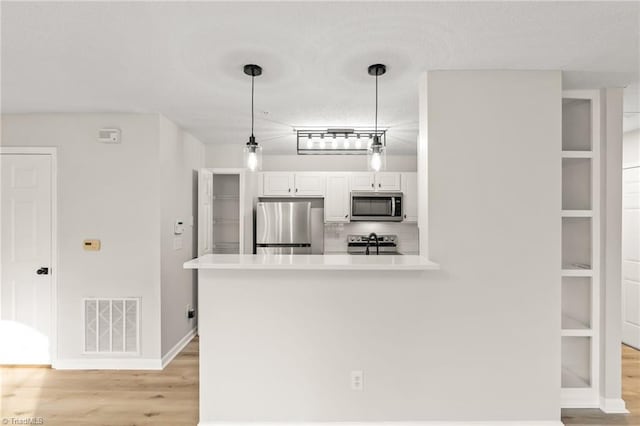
[243,64,263,172]
[296,128,385,155]
[367,64,386,172]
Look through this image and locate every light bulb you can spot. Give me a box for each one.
[370,152,382,172]
[246,151,258,171]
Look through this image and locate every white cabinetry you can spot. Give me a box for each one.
[350,172,401,192]
[261,172,325,197]
[324,174,350,222]
[350,173,376,191]
[401,172,418,222]
[262,172,294,196]
[375,172,401,191]
[294,173,325,196]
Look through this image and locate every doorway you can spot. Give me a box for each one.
[622,162,640,349]
[0,147,57,364]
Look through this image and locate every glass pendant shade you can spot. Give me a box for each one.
[244,138,262,172]
[367,136,386,172]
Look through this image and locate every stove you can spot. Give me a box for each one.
[347,234,400,255]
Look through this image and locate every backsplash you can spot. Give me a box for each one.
[324,222,420,254]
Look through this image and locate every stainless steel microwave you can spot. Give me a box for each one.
[350,192,403,222]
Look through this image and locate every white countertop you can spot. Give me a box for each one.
[184,254,440,271]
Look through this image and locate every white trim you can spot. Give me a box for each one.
[599,397,629,414]
[161,327,197,368]
[53,357,162,370]
[198,422,564,426]
[0,146,57,155]
[0,147,58,366]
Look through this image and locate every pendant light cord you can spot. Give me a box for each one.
[251,74,255,138]
[375,73,378,136]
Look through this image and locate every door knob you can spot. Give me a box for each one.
[36,267,49,275]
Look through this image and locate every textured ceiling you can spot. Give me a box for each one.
[2,1,638,154]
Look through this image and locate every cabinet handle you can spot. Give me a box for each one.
[345,214,348,218]
[371,183,374,188]
[295,188,298,193]
[288,188,291,193]
[404,214,407,219]
[378,183,381,188]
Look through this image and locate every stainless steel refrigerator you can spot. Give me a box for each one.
[256,201,323,254]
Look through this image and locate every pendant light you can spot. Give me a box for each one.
[367,64,386,172]
[243,64,263,171]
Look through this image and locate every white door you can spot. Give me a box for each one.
[375,172,401,191]
[262,172,294,196]
[1,154,53,364]
[401,172,418,222]
[294,173,325,197]
[325,174,350,223]
[623,166,640,349]
[350,173,375,192]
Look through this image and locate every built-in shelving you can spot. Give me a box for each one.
[198,169,247,256]
[560,91,600,408]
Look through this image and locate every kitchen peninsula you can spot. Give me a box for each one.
[185,71,573,425]
[185,253,441,423]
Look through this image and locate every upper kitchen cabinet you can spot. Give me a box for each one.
[294,173,326,196]
[324,173,350,222]
[261,172,325,197]
[350,172,376,191]
[375,172,401,191]
[262,172,295,196]
[349,172,402,192]
[401,172,418,222]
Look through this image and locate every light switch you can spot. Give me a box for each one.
[83,239,101,251]
[173,236,183,250]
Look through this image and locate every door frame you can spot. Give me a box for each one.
[0,146,58,365]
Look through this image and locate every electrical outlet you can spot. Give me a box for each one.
[351,370,363,391]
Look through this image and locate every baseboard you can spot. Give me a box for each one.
[600,397,629,414]
[199,422,564,426]
[53,357,162,370]
[161,327,197,369]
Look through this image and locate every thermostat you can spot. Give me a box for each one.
[98,128,121,144]
[174,219,185,235]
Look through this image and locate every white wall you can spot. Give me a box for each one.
[1,113,204,366]
[206,144,417,171]
[1,113,162,361]
[624,129,640,167]
[600,88,625,407]
[420,70,562,419]
[195,71,562,423]
[158,115,204,357]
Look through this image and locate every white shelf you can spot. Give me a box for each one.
[561,210,593,217]
[561,268,593,277]
[213,218,240,224]
[562,367,590,389]
[212,194,239,200]
[562,316,593,336]
[562,150,593,158]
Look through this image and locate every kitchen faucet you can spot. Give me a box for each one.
[365,232,380,255]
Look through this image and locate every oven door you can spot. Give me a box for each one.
[350,192,403,221]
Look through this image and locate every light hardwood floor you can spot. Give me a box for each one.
[1,338,199,425]
[1,338,638,425]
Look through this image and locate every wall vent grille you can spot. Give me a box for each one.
[83,298,139,354]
